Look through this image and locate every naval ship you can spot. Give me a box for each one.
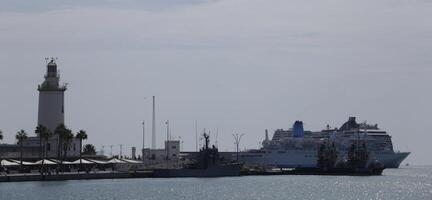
[154,132,243,177]
[239,117,410,168]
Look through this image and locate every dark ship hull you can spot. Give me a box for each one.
[241,166,383,176]
[153,164,242,178]
[291,167,383,176]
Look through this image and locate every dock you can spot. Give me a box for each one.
[0,171,153,182]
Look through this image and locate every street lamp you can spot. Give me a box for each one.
[142,120,145,161]
[232,133,245,161]
[101,145,106,156]
[178,136,182,152]
[166,120,170,161]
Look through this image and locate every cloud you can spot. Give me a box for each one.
[0,0,216,13]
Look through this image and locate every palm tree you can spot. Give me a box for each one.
[59,129,73,172]
[76,130,88,169]
[37,126,52,172]
[54,124,68,160]
[82,144,96,155]
[40,128,52,159]
[16,129,28,169]
[35,125,48,160]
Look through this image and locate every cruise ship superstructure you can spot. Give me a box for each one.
[240,117,410,168]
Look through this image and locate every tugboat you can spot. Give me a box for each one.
[317,140,339,171]
[153,133,243,177]
[343,139,385,175]
[294,133,385,176]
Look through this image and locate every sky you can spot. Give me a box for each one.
[0,0,431,165]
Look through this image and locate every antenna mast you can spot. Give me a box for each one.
[216,128,219,148]
[142,120,145,155]
[152,96,156,149]
[195,120,198,152]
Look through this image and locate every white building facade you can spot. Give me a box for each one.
[143,140,180,160]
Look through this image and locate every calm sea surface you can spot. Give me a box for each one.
[0,166,431,200]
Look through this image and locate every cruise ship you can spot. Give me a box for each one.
[239,117,410,168]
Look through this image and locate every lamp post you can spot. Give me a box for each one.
[232,133,245,161]
[178,136,182,152]
[101,145,106,156]
[195,120,198,152]
[166,120,170,160]
[165,120,170,168]
[142,120,145,160]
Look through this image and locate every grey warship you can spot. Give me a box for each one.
[153,133,243,178]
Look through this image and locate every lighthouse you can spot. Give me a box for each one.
[37,58,67,134]
[17,59,79,159]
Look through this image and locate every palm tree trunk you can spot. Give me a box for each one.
[57,136,61,160]
[43,139,48,172]
[41,143,45,174]
[62,144,68,172]
[39,136,42,160]
[63,146,67,161]
[39,136,43,171]
[79,139,82,170]
[43,139,48,173]
[20,141,23,170]
[44,139,48,159]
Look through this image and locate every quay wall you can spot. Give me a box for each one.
[0,172,152,182]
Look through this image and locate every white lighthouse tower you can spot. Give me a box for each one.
[37,58,67,133]
[20,59,79,159]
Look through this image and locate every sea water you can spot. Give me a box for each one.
[0,166,431,200]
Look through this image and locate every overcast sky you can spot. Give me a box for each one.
[0,0,431,165]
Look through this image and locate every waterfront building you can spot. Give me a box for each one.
[0,144,39,159]
[143,140,180,160]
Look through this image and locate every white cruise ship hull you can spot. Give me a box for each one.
[239,151,410,168]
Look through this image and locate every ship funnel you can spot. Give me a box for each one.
[340,116,360,130]
[293,121,304,138]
